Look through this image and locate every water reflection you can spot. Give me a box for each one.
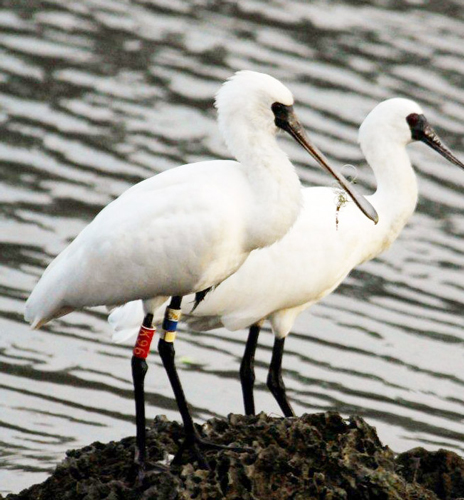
[0,0,463,495]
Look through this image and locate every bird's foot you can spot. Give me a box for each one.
[172,431,253,469]
[130,454,170,487]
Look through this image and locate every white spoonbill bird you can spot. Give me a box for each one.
[109,97,464,419]
[24,70,377,471]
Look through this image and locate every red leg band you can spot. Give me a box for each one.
[133,325,156,359]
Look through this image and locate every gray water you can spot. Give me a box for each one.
[0,0,463,495]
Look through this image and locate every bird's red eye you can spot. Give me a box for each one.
[406,113,420,127]
[406,113,428,140]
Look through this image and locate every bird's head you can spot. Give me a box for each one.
[215,70,295,136]
[359,98,464,170]
[215,70,378,224]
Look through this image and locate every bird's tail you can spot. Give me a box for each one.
[25,300,74,330]
[24,267,74,329]
[108,301,144,343]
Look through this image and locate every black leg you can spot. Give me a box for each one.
[132,312,155,471]
[157,296,209,467]
[240,323,261,415]
[158,314,196,437]
[158,296,252,467]
[267,337,295,417]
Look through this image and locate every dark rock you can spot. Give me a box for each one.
[396,447,464,500]
[5,412,463,499]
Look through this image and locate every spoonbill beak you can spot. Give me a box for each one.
[272,103,379,224]
[407,113,464,170]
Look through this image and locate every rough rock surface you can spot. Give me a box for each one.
[3,412,464,500]
[396,447,464,500]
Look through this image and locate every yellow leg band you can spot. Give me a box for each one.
[162,330,177,343]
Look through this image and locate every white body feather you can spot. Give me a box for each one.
[109,98,423,342]
[25,71,305,329]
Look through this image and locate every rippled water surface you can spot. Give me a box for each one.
[1,0,463,495]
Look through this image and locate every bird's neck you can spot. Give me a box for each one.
[364,137,418,253]
[233,128,303,250]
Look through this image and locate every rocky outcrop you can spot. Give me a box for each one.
[4,412,464,499]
